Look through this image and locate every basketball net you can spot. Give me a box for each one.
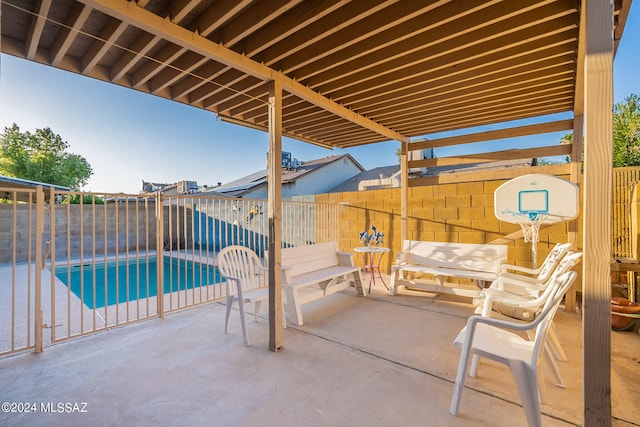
[518,214,546,243]
[517,214,547,268]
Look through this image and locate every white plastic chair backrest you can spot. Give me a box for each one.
[534,242,572,282]
[529,270,577,364]
[217,246,264,294]
[535,251,582,295]
[494,251,581,296]
[512,251,581,313]
[490,251,582,320]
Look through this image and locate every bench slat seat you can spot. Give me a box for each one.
[280,242,364,326]
[390,240,508,298]
[394,265,500,282]
[285,265,359,289]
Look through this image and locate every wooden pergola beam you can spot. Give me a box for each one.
[408,144,572,168]
[26,0,52,59]
[80,0,409,145]
[410,119,574,150]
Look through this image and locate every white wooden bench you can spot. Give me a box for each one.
[279,241,365,326]
[389,240,508,298]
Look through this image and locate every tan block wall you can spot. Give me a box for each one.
[316,177,583,283]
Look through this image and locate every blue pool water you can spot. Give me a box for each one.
[55,256,221,309]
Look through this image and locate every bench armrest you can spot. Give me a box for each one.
[336,251,355,267]
[280,265,294,284]
[394,251,407,265]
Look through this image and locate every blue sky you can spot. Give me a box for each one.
[1,5,639,194]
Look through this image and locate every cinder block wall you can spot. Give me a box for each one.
[0,204,157,263]
[52,204,158,261]
[315,177,583,278]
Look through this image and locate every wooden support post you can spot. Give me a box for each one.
[582,0,613,424]
[400,141,408,243]
[268,80,284,352]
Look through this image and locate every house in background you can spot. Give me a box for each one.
[139,180,172,193]
[0,175,71,203]
[137,155,535,200]
[328,159,534,193]
[140,179,230,198]
[140,179,207,195]
[204,153,365,199]
[330,165,402,192]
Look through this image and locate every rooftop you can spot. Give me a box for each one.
[209,154,363,197]
[1,283,638,426]
[0,175,71,192]
[328,159,534,193]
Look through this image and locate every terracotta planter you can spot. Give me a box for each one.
[611,297,640,331]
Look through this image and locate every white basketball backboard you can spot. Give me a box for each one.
[494,174,579,224]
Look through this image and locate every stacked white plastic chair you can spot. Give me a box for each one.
[217,245,274,346]
[478,242,572,308]
[450,270,577,427]
[470,251,582,388]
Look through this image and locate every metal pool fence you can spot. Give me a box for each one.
[0,187,339,356]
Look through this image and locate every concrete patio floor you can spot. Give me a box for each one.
[1,281,639,427]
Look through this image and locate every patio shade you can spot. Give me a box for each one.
[0,0,631,148]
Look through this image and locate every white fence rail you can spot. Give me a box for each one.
[0,187,339,356]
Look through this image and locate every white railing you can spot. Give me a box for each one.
[0,187,339,356]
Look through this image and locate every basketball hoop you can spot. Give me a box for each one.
[494,174,579,269]
[518,214,547,244]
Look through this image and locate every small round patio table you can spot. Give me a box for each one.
[354,246,390,293]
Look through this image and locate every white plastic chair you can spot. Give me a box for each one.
[217,245,271,346]
[450,270,577,427]
[471,252,582,388]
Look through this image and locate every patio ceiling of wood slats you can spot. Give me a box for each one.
[0,0,631,149]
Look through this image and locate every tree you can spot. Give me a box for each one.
[63,194,105,204]
[612,93,640,167]
[0,123,92,190]
[559,132,574,165]
[554,94,640,168]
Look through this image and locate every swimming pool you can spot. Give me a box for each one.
[54,256,221,309]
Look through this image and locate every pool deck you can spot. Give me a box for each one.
[1,281,639,426]
[0,252,225,352]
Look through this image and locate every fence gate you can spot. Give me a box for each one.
[0,187,45,356]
